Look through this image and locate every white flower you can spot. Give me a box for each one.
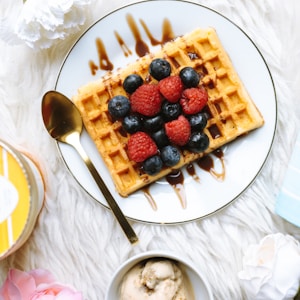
[238,233,300,300]
[14,0,91,49]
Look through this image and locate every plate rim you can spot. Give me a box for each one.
[54,0,278,225]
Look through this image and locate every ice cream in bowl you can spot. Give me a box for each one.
[105,250,213,300]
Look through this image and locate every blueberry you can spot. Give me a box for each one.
[187,132,209,153]
[151,128,169,148]
[161,101,182,121]
[160,145,181,167]
[108,95,130,119]
[189,113,207,131]
[179,67,200,87]
[149,58,171,81]
[143,115,164,132]
[122,115,142,133]
[143,155,163,175]
[123,74,143,94]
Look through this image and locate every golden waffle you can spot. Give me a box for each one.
[73,27,264,197]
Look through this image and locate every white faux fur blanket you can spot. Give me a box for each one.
[0,0,300,299]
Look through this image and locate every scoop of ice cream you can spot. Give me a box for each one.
[141,260,183,297]
[119,259,194,300]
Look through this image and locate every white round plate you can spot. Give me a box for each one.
[55,0,277,224]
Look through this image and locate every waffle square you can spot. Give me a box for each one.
[73,28,264,197]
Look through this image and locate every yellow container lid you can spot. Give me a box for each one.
[0,141,44,259]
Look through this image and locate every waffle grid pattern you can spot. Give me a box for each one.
[74,28,264,197]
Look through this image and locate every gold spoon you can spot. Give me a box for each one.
[41,90,139,245]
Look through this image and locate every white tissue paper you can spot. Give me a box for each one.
[238,233,300,300]
[13,0,91,49]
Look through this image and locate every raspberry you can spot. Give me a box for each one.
[158,75,183,102]
[130,84,162,117]
[165,115,191,146]
[180,87,208,115]
[127,132,158,162]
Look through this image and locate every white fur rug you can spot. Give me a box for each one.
[0,0,300,299]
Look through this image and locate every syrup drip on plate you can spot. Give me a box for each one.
[165,170,186,209]
[186,163,200,182]
[114,31,132,57]
[140,18,175,46]
[142,149,226,210]
[197,148,225,181]
[126,14,150,57]
[142,186,157,211]
[88,60,98,76]
[89,14,176,75]
[95,38,114,72]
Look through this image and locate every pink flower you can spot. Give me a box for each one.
[0,268,83,300]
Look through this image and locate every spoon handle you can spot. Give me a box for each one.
[66,132,139,245]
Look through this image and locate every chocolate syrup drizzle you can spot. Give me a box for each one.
[144,148,226,211]
[89,14,175,75]
[88,14,228,210]
[142,186,158,211]
[165,170,187,209]
[114,30,132,57]
[164,149,226,210]
[197,149,226,181]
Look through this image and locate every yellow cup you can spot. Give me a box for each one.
[0,140,44,259]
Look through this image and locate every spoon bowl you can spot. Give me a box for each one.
[42,90,139,244]
[42,91,83,142]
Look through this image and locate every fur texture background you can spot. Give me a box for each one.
[0,0,300,299]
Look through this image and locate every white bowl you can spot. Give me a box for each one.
[105,250,214,300]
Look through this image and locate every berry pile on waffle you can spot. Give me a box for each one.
[73,27,264,197]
